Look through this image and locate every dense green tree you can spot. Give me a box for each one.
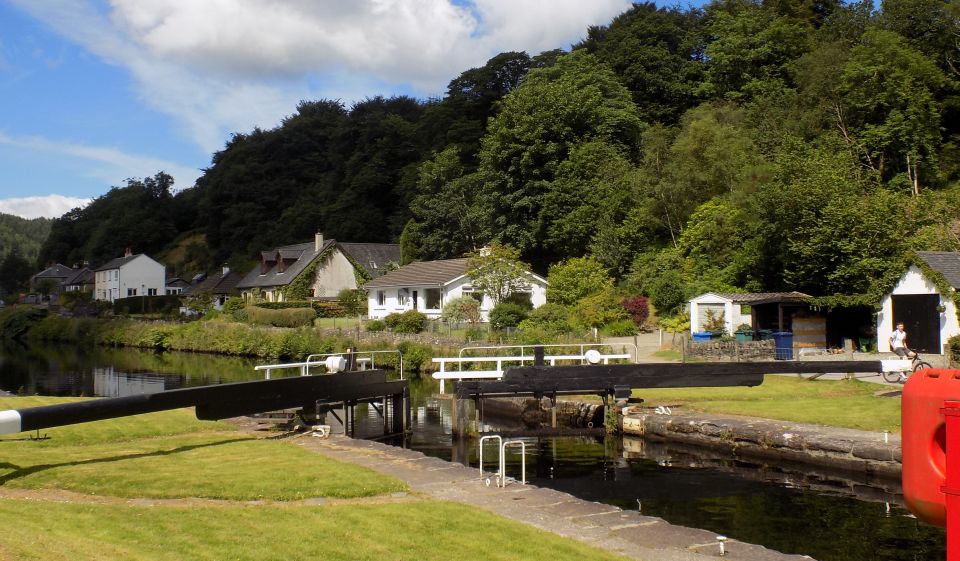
[476,50,644,265]
[579,2,706,123]
[408,147,485,259]
[40,172,178,267]
[700,0,813,100]
[0,213,52,265]
[546,256,615,306]
[837,27,949,191]
[0,249,32,295]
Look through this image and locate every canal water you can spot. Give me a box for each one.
[0,342,946,561]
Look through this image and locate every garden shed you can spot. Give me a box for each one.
[876,251,960,355]
[689,292,817,342]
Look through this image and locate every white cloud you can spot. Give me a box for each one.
[10,0,631,154]
[0,194,90,219]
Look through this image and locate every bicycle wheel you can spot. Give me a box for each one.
[882,370,903,383]
[913,361,932,372]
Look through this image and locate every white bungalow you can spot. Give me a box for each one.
[94,251,166,303]
[363,258,548,321]
[876,251,960,355]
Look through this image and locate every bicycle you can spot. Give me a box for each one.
[881,352,933,383]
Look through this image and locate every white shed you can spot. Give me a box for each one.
[876,252,960,355]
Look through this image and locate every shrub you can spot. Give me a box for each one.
[570,288,629,329]
[442,297,482,324]
[950,334,960,367]
[222,297,247,322]
[602,319,637,337]
[113,295,181,316]
[337,289,367,317]
[247,306,316,328]
[0,307,48,340]
[397,341,433,373]
[385,310,428,334]
[518,303,570,334]
[366,319,386,332]
[622,295,649,327]
[489,302,529,330]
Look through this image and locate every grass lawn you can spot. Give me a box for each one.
[633,375,900,432]
[0,500,629,561]
[0,396,631,561]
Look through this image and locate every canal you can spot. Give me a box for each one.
[0,342,946,561]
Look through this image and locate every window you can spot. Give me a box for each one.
[507,291,532,307]
[398,288,409,306]
[377,290,386,307]
[148,288,158,296]
[424,288,441,310]
[127,288,136,297]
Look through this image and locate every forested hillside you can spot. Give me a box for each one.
[38,0,960,313]
[0,213,51,263]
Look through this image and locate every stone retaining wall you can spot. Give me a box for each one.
[621,409,901,480]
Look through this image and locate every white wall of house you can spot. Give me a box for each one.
[366,275,548,321]
[689,293,751,335]
[312,250,358,297]
[877,266,959,354]
[94,256,166,303]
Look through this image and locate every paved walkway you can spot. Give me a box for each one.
[292,432,815,561]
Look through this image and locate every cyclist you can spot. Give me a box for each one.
[889,323,917,359]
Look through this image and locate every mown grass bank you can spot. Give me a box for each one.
[0,396,630,561]
[627,375,901,432]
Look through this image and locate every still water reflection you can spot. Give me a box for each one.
[0,342,946,561]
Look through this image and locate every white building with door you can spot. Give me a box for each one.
[364,258,548,321]
[94,252,166,303]
[876,252,960,355]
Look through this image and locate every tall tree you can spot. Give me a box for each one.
[476,49,644,266]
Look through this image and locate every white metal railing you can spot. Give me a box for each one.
[478,435,526,487]
[431,343,635,393]
[254,349,405,379]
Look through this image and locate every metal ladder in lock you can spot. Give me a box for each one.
[478,435,527,487]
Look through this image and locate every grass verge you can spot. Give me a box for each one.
[634,375,900,432]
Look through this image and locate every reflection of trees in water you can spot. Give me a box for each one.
[0,342,263,397]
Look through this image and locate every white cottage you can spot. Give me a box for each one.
[363,258,548,321]
[94,251,166,303]
[876,251,960,355]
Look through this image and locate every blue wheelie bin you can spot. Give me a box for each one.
[772,331,793,360]
[693,332,712,342]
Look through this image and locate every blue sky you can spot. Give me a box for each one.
[0,0,638,219]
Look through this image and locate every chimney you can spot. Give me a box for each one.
[124,247,132,257]
[315,232,324,252]
[222,264,230,275]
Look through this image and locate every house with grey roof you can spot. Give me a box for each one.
[876,251,960,355]
[94,251,166,303]
[183,266,243,309]
[62,267,94,294]
[236,233,400,303]
[30,263,75,301]
[362,258,548,322]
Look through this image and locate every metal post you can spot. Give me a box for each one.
[942,399,960,561]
